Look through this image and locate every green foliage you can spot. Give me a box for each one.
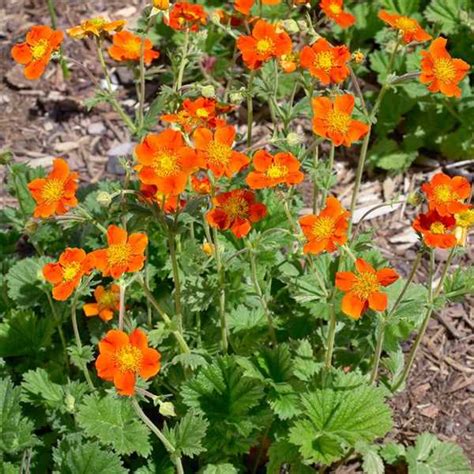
[289,381,392,465]
[424,0,469,34]
[21,368,64,409]
[0,377,37,455]
[267,439,313,474]
[77,394,152,457]
[405,433,472,473]
[200,464,238,474]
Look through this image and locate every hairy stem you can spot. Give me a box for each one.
[213,227,228,353]
[118,283,126,331]
[324,303,337,371]
[369,317,386,384]
[247,70,256,148]
[175,28,190,92]
[168,230,184,333]
[321,142,335,206]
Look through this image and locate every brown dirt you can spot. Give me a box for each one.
[1,0,473,468]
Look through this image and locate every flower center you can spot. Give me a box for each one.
[222,196,249,219]
[312,216,335,239]
[395,16,417,32]
[329,3,341,14]
[455,209,474,228]
[125,39,142,56]
[196,108,209,118]
[327,111,351,134]
[314,51,334,71]
[353,271,379,300]
[266,164,288,179]
[89,17,106,27]
[153,152,180,177]
[115,344,142,373]
[41,179,64,204]
[433,184,453,203]
[62,262,81,281]
[31,39,49,60]
[256,38,274,55]
[107,243,132,266]
[430,222,446,234]
[207,141,232,165]
[99,290,118,308]
[433,59,456,83]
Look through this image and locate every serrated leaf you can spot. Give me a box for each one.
[77,394,151,457]
[356,442,385,474]
[22,368,64,409]
[200,464,238,474]
[405,433,471,473]
[424,0,468,34]
[54,440,127,474]
[267,439,314,474]
[0,377,37,454]
[379,0,420,14]
[289,381,392,465]
[380,441,406,464]
[163,411,208,458]
[171,353,208,370]
[6,257,50,306]
[294,339,321,382]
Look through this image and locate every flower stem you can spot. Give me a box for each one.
[46,0,70,79]
[118,283,126,331]
[392,247,455,391]
[46,291,69,370]
[213,227,228,353]
[247,242,277,346]
[321,142,335,206]
[247,70,256,148]
[167,230,184,333]
[324,303,337,371]
[138,277,191,354]
[137,33,146,130]
[175,29,190,92]
[369,316,386,384]
[312,143,320,214]
[95,38,137,134]
[132,399,184,474]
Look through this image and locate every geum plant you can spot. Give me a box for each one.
[2,0,473,472]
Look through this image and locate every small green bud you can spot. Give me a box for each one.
[0,150,13,165]
[287,132,302,147]
[97,191,113,207]
[407,191,423,206]
[200,85,216,98]
[159,401,176,417]
[229,89,245,105]
[65,393,76,413]
[282,19,299,34]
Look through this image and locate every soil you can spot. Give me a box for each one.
[1,0,473,469]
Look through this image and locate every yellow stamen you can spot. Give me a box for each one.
[222,196,249,219]
[353,272,379,300]
[98,290,118,308]
[455,209,474,228]
[31,39,49,60]
[196,108,209,118]
[433,184,453,203]
[266,164,288,179]
[430,222,446,234]
[327,111,351,134]
[312,216,335,240]
[41,179,64,204]
[115,344,142,373]
[107,243,131,266]
[207,141,232,165]
[433,59,456,83]
[395,16,418,32]
[329,3,341,14]
[153,152,180,177]
[314,51,334,71]
[256,38,274,55]
[62,262,81,281]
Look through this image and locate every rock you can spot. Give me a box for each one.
[106,142,134,175]
[88,122,106,135]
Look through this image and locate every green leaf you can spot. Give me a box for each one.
[356,442,385,474]
[77,394,151,457]
[405,433,471,473]
[0,377,37,454]
[54,439,127,474]
[443,266,474,301]
[0,310,54,358]
[293,339,321,382]
[379,0,420,14]
[200,464,239,474]
[163,411,208,458]
[22,368,64,409]
[6,257,50,306]
[380,441,406,464]
[182,355,266,458]
[424,0,468,34]
[267,439,313,474]
[289,382,392,465]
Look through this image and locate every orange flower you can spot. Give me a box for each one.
[135,129,200,195]
[89,225,148,279]
[454,208,474,247]
[108,31,159,65]
[312,94,369,147]
[95,329,161,396]
[43,248,94,301]
[83,284,120,322]
[378,10,431,44]
[139,183,186,213]
[421,172,471,216]
[320,0,355,29]
[67,17,126,39]
[206,189,267,238]
[300,39,350,85]
[246,150,304,189]
[28,158,78,218]
[236,19,292,70]
[11,25,64,80]
[419,37,470,98]
[234,0,281,15]
[161,97,228,133]
[412,210,457,249]
[153,0,170,10]
[336,259,399,319]
[166,2,207,31]
[191,175,212,194]
[193,125,250,179]
[299,197,349,254]
[279,52,299,73]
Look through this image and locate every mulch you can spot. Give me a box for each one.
[1,0,473,466]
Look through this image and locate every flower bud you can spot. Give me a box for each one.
[97,191,113,207]
[281,19,299,34]
[159,401,176,417]
[229,89,245,104]
[200,85,216,98]
[407,191,423,207]
[352,50,365,64]
[202,241,215,256]
[287,132,302,147]
[297,20,308,33]
[65,393,76,413]
[210,10,222,25]
[0,150,13,165]
[153,0,169,10]
[24,219,38,234]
